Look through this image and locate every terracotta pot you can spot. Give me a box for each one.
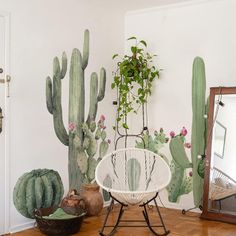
[81,183,103,216]
[61,189,86,215]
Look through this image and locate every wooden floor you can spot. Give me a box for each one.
[9,206,236,236]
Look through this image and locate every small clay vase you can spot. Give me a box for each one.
[61,189,86,215]
[81,183,103,216]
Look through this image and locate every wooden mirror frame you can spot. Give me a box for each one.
[201,86,236,224]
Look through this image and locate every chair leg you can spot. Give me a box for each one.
[153,198,170,236]
[141,198,170,236]
[99,199,114,235]
[99,201,125,236]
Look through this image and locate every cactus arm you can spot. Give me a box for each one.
[179,175,192,196]
[191,56,206,206]
[69,49,84,140]
[61,52,67,78]
[82,29,89,70]
[97,68,106,101]
[86,72,98,123]
[46,76,53,114]
[167,161,184,202]
[99,140,109,159]
[52,57,69,146]
[169,137,192,169]
[86,68,106,124]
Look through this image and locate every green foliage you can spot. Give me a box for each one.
[112,37,160,129]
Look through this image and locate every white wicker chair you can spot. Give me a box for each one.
[95,148,171,236]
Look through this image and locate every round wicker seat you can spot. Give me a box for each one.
[95,148,171,205]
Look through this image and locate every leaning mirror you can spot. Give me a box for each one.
[201,87,236,224]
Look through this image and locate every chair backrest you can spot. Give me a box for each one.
[95,148,171,194]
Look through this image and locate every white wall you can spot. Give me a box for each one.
[125,0,236,210]
[0,0,124,232]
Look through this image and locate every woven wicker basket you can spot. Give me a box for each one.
[34,207,86,236]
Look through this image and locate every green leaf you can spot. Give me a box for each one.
[122,123,129,129]
[112,54,119,59]
[111,83,116,89]
[140,40,147,47]
[127,36,136,41]
[131,46,137,54]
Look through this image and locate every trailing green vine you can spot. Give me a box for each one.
[111,37,160,129]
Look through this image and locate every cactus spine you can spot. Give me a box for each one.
[46,30,107,190]
[191,57,206,207]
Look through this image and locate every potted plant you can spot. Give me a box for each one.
[112,37,160,129]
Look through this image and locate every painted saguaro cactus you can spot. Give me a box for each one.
[46,29,108,190]
[191,56,207,207]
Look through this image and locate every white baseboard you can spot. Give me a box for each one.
[10,221,34,234]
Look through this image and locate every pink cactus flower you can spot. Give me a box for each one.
[108,139,111,144]
[181,126,188,136]
[160,128,163,133]
[170,131,175,138]
[100,115,105,121]
[68,122,76,132]
[189,171,193,177]
[184,142,191,149]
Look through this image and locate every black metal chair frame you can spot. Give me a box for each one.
[99,192,170,236]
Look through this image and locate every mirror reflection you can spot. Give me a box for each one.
[209,94,236,215]
[213,121,226,159]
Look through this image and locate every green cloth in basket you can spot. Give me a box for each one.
[42,208,77,219]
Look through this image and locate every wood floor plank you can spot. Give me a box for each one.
[8,206,236,236]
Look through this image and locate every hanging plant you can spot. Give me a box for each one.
[111,37,160,129]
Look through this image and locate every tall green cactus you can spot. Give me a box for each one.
[46,30,108,190]
[191,56,207,207]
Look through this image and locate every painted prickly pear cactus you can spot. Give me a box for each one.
[46,29,110,190]
[135,128,169,155]
[167,129,193,202]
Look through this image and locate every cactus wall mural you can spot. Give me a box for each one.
[167,129,193,202]
[46,29,109,190]
[167,57,208,206]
